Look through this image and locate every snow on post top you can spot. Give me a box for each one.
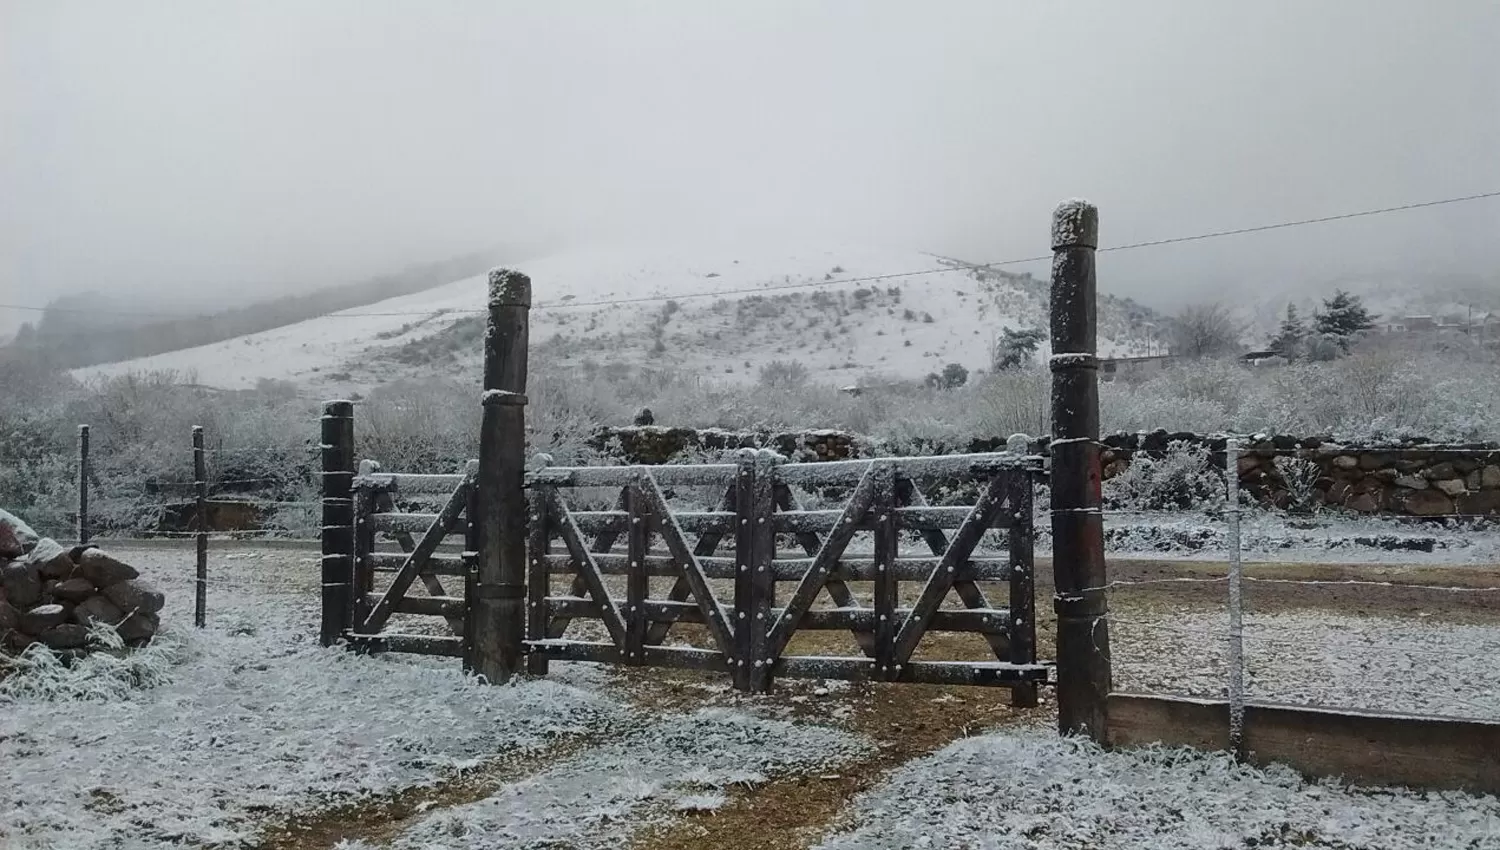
[487,268,533,308]
[1051,199,1099,250]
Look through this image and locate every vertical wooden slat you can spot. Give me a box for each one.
[76,424,90,546]
[625,479,650,665]
[872,467,899,680]
[351,460,378,629]
[320,400,355,647]
[1007,470,1039,708]
[747,452,777,692]
[1049,199,1111,742]
[526,482,552,675]
[462,462,481,673]
[193,426,207,628]
[471,269,531,684]
[732,458,755,691]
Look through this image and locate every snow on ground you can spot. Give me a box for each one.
[1115,610,1500,720]
[0,549,627,850]
[339,709,869,850]
[1096,509,1500,565]
[815,726,1500,850]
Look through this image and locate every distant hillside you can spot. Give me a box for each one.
[6,253,497,369]
[73,243,1168,394]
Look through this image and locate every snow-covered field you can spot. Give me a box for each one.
[816,728,1500,849]
[69,242,1157,395]
[4,543,1500,849]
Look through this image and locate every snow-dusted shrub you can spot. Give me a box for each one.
[0,623,181,702]
[1275,456,1323,513]
[1104,441,1225,511]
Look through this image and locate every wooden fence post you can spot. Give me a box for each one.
[77,424,90,546]
[320,400,356,647]
[193,426,208,628]
[1048,199,1112,743]
[470,269,531,683]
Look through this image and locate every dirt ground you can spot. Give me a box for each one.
[249,555,1500,850]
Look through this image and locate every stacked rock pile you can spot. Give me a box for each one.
[1,510,165,655]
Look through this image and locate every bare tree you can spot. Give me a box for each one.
[1169,302,1242,359]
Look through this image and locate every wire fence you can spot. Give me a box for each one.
[1094,437,1500,732]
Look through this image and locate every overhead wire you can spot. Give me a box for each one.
[4,189,1498,321]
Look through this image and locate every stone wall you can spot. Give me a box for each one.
[589,426,1500,517]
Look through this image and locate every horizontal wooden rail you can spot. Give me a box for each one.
[525,639,730,672]
[354,472,468,494]
[361,593,466,618]
[562,506,1012,537]
[537,553,1012,582]
[546,596,1009,633]
[367,552,468,575]
[348,633,464,657]
[773,453,1037,486]
[529,464,740,488]
[773,655,1051,686]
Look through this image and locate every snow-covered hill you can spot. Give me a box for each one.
[72,242,1164,395]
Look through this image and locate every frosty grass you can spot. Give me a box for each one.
[817,726,1500,850]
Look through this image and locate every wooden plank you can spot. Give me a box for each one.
[371,513,469,536]
[1007,470,1039,708]
[732,459,755,690]
[772,453,1032,487]
[872,477,898,680]
[359,593,466,618]
[529,464,740,488]
[349,632,464,657]
[744,454,776,691]
[767,463,886,659]
[526,485,551,675]
[645,485,737,646]
[630,473,736,657]
[547,489,629,648]
[369,552,467,576]
[624,483,650,665]
[774,607,1010,632]
[773,655,1051,686]
[359,477,472,635]
[536,553,1012,582]
[568,511,734,536]
[356,472,465,494]
[526,640,731,673]
[1108,693,1500,795]
[351,478,377,628]
[773,484,874,657]
[899,480,1011,661]
[891,472,1013,665]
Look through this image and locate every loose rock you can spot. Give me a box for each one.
[74,594,125,627]
[104,579,165,615]
[39,623,89,650]
[1,561,42,609]
[116,612,160,642]
[30,538,77,580]
[79,550,140,588]
[19,603,69,635]
[53,577,97,603]
[0,600,19,632]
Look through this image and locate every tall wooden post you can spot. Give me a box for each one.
[470,269,531,683]
[77,425,90,546]
[193,426,208,628]
[1048,199,1112,743]
[320,400,356,647]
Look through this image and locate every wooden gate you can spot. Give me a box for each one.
[524,450,1048,699]
[340,460,479,659]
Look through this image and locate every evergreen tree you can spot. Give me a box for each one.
[1313,290,1376,351]
[991,327,1046,371]
[1268,304,1306,359]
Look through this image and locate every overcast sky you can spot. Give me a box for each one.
[4,0,1499,330]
